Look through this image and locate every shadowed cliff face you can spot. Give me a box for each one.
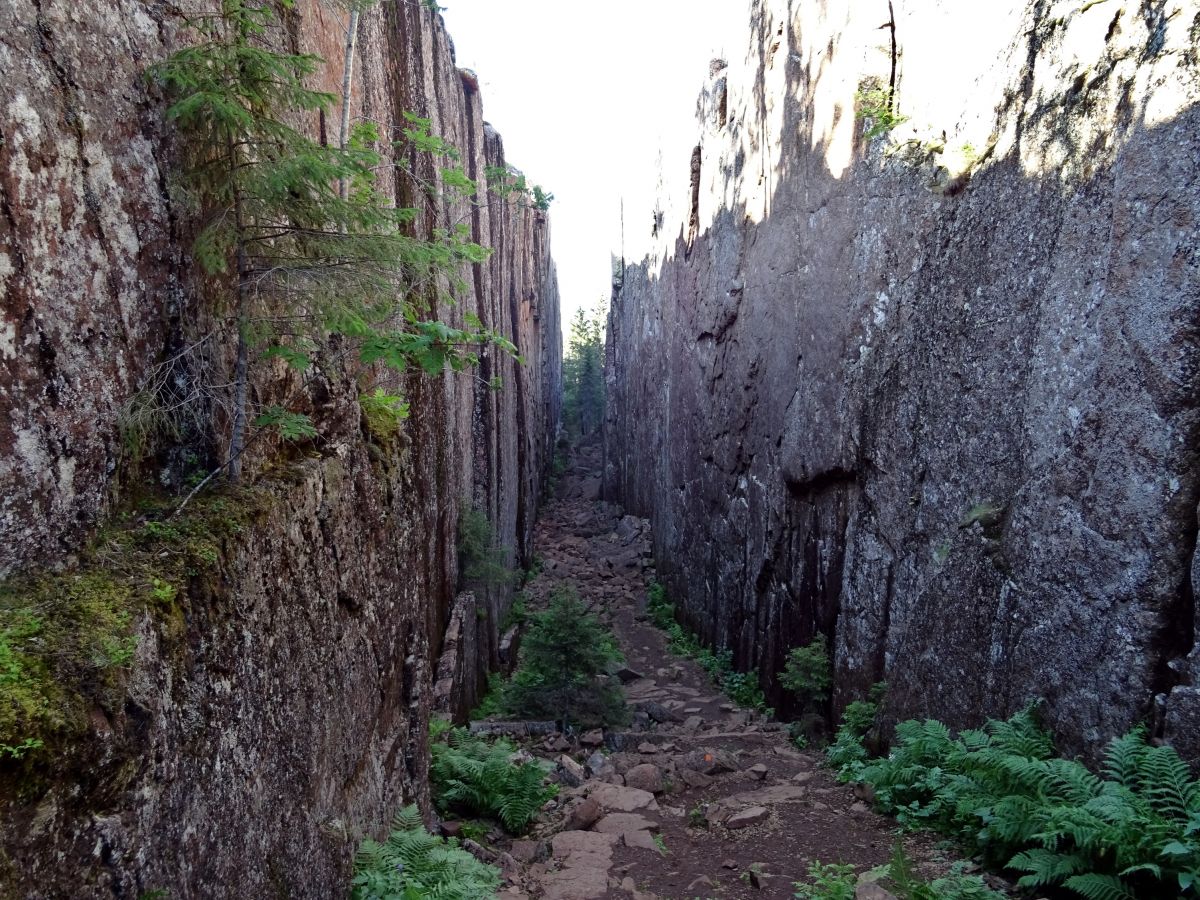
[0,1,560,896]
[604,0,1199,762]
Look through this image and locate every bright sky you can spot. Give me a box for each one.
[441,1,746,334]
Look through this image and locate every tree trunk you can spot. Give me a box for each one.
[337,7,360,202]
[228,141,251,483]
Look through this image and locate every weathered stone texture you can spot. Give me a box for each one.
[0,1,559,896]
[604,0,1199,760]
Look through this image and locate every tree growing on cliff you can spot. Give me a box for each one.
[152,0,514,485]
[562,303,605,440]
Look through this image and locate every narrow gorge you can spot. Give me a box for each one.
[0,0,1197,898]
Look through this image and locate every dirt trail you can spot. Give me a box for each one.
[495,444,958,900]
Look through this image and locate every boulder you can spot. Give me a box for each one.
[623,763,664,794]
[725,806,770,829]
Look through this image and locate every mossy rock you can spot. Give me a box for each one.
[0,484,272,766]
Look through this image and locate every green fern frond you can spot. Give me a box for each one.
[1102,728,1149,789]
[1009,847,1088,888]
[1063,873,1136,900]
[1141,745,1200,821]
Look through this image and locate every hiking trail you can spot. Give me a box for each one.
[487,443,991,900]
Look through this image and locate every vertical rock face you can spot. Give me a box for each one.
[604,0,1199,760]
[0,1,559,897]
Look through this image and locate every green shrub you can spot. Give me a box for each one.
[881,844,1004,900]
[793,847,1004,900]
[430,726,557,833]
[501,586,627,728]
[793,862,857,899]
[844,706,1200,899]
[779,635,832,712]
[351,805,500,899]
[458,509,513,589]
[826,683,886,778]
[471,672,506,720]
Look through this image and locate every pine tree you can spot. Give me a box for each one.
[503,586,627,728]
[152,0,513,483]
[563,303,605,440]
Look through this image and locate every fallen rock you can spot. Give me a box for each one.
[679,769,714,789]
[589,782,658,812]
[580,729,605,747]
[622,829,661,852]
[733,784,808,805]
[592,813,658,834]
[637,701,681,723]
[681,749,738,775]
[856,884,900,900]
[688,875,715,891]
[616,666,645,684]
[623,763,664,794]
[725,806,770,829]
[637,742,659,755]
[566,797,602,831]
[586,751,613,777]
[558,754,587,787]
[550,830,618,859]
[509,840,544,864]
[748,763,768,780]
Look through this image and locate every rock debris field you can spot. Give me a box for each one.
[478,444,999,900]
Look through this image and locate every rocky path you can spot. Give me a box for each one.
[495,444,961,900]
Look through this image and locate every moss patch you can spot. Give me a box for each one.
[0,486,271,763]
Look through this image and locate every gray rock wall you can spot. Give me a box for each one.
[604,0,1199,760]
[0,1,559,896]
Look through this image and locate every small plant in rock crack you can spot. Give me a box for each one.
[688,804,709,829]
[429,721,557,834]
[856,84,909,139]
[501,585,628,728]
[652,833,669,856]
[351,804,500,899]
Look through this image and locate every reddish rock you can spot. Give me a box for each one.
[623,763,664,794]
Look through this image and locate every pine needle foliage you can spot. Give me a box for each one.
[457,509,513,589]
[150,0,515,479]
[500,586,628,728]
[830,706,1200,898]
[429,725,556,834]
[562,304,604,440]
[351,804,500,899]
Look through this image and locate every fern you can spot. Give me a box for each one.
[1063,874,1137,900]
[847,707,1200,899]
[430,727,556,833]
[351,804,500,899]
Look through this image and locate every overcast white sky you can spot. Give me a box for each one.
[440,1,746,334]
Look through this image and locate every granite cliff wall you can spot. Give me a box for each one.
[0,1,559,896]
[605,0,1199,761]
